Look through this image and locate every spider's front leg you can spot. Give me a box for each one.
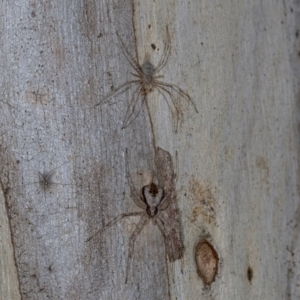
[116,31,141,74]
[125,149,147,210]
[156,84,182,132]
[86,211,144,242]
[153,26,171,75]
[154,147,184,261]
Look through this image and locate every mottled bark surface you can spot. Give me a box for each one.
[0,0,299,299]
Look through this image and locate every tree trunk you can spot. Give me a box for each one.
[0,0,299,299]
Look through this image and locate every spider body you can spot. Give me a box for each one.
[141,61,155,76]
[96,28,198,129]
[86,148,184,283]
[39,170,55,190]
[142,183,164,217]
[36,161,71,191]
[141,61,155,90]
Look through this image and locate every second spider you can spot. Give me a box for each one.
[96,27,198,129]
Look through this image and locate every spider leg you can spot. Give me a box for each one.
[125,149,147,210]
[122,84,142,122]
[95,80,140,106]
[116,32,142,74]
[47,161,70,174]
[8,180,74,191]
[130,72,143,78]
[154,146,176,191]
[155,215,184,262]
[154,215,169,238]
[157,191,173,211]
[154,26,171,75]
[122,86,146,129]
[156,86,180,132]
[39,160,70,182]
[156,80,199,113]
[86,211,144,242]
[156,86,173,112]
[10,160,73,190]
[156,85,181,132]
[125,213,149,283]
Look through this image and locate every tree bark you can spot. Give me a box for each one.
[0,0,299,299]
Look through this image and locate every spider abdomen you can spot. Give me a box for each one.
[146,206,158,217]
[141,61,155,76]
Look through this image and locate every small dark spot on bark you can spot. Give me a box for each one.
[16,160,20,164]
[148,24,151,29]
[296,30,299,38]
[247,266,253,282]
[151,43,156,50]
[201,42,203,45]
[31,11,36,17]
[291,7,294,13]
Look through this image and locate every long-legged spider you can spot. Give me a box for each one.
[96,27,198,129]
[37,161,70,190]
[86,148,183,283]
[7,161,71,194]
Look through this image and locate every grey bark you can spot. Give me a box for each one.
[0,0,299,299]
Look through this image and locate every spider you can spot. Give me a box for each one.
[86,148,184,283]
[26,161,71,191]
[7,161,71,193]
[38,162,65,190]
[95,27,198,129]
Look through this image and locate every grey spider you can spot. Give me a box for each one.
[86,149,183,283]
[33,161,71,191]
[96,27,198,129]
[7,161,71,193]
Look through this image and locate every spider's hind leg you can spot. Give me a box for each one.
[125,213,149,283]
[156,85,182,133]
